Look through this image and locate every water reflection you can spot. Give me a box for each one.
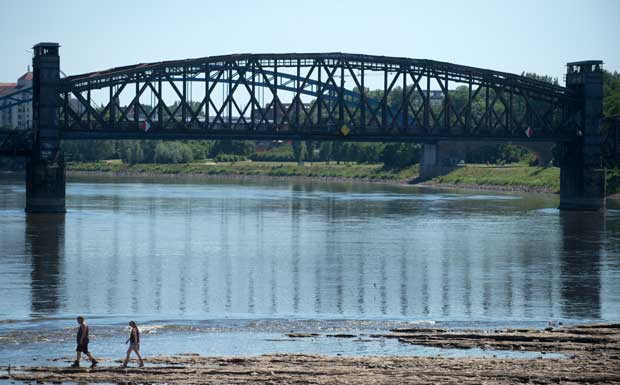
[25,214,65,315]
[559,212,603,319]
[0,178,619,323]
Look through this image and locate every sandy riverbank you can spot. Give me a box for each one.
[3,323,618,384]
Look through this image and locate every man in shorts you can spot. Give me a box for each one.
[71,316,98,368]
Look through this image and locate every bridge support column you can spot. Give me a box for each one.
[419,143,439,180]
[26,42,65,213]
[26,157,65,213]
[559,61,605,211]
[419,142,457,180]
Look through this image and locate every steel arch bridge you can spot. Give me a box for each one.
[61,53,582,142]
[2,43,609,212]
[1,52,582,142]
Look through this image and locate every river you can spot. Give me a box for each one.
[0,175,619,365]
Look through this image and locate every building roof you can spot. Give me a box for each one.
[33,42,60,49]
[0,83,17,95]
[567,60,603,66]
[18,72,33,81]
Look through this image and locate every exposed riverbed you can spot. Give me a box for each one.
[1,175,619,383]
[2,324,618,384]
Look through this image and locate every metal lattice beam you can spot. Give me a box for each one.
[0,87,33,110]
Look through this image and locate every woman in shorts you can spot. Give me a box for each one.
[121,320,144,368]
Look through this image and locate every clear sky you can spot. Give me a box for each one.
[1,0,619,84]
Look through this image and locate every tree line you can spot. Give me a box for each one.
[60,139,424,169]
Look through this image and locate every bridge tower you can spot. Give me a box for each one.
[26,43,65,213]
[559,61,605,211]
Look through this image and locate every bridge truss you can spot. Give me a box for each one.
[52,53,581,142]
[0,87,32,110]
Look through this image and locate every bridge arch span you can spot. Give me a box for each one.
[58,53,580,142]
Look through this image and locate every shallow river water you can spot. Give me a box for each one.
[0,175,619,365]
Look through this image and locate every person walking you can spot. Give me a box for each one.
[71,316,98,368]
[121,321,144,368]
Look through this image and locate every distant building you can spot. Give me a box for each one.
[0,70,33,129]
[428,90,444,107]
[0,83,17,127]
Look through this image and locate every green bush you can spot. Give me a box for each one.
[209,140,255,158]
[215,153,246,163]
[62,140,116,162]
[154,142,194,164]
[465,144,531,164]
[380,143,421,169]
[608,168,620,195]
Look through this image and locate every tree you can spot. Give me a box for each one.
[521,72,559,86]
[117,141,145,164]
[464,144,531,165]
[154,142,194,164]
[186,141,211,161]
[62,140,116,162]
[305,140,315,163]
[332,142,346,164]
[319,142,333,163]
[380,143,421,169]
[292,140,307,165]
[603,70,620,117]
[209,140,255,158]
[128,142,144,164]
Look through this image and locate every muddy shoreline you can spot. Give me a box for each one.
[3,323,619,384]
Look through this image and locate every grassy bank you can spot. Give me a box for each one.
[432,165,620,195]
[66,160,620,195]
[432,164,561,193]
[67,160,419,181]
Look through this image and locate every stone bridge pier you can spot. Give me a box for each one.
[419,143,456,180]
[419,141,555,181]
[420,61,605,212]
[26,43,65,213]
[559,61,605,211]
